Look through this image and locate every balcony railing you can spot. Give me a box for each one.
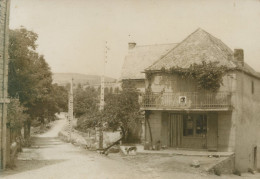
[140,92,232,110]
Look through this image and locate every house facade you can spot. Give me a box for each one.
[138,29,260,172]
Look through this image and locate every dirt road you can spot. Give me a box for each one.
[1,119,259,179]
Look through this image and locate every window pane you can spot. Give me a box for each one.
[195,115,207,136]
[183,115,193,136]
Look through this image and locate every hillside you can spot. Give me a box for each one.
[53,73,116,86]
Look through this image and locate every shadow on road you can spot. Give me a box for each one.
[1,159,67,177]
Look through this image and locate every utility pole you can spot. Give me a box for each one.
[98,41,108,149]
[99,41,108,111]
[68,78,74,142]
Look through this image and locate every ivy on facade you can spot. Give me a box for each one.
[146,61,231,92]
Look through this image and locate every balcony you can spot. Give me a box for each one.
[140,92,232,111]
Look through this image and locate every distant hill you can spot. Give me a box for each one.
[53,73,116,86]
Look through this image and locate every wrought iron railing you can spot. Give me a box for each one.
[140,92,232,109]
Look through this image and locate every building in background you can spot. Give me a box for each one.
[0,0,10,170]
[120,42,178,93]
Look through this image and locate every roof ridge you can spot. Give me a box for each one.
[135,43,178,48]
[146,28,202,71]
[204,30,233,53]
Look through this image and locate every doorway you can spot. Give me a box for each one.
[169,114,182,147]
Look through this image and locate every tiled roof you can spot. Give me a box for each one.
[147,28,236,70]
[120,43,178,80]
[146,28,260,78]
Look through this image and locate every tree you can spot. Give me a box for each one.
[6,98,29,161]
[8,28,40,142]
[8,28,39,104]
[103,81,143,143]
[48,84,68,118]
[75,81,143,143]
[74,86,99,118]
[8,27,66,144]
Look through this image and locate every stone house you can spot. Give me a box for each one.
[129,28,260,172]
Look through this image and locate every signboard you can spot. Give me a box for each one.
[179,96,187,104]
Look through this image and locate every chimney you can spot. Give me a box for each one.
[128,42,136,50]
[234,49,244,66]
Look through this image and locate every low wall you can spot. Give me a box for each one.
[58,127,121,150]
[207,154,235,174]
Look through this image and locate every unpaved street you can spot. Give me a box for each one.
[1,119,152,179]
[1,119,259,179]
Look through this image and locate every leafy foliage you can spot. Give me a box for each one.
[76,111,103,132]
[8,27,68,120]
[74,86,99,118]
[160,61,229,92]
[76,81,143,143]
[104,81,143,142]
[8,27,69,142]
[7,99,29,130]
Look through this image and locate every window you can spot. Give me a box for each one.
[183,114,207,137]
[195,115,207,137]
[252,81,254,94]
[183,115,194,136]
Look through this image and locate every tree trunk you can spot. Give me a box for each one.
[40,116,45,130]
[120,126,126,143]
[17,129,23,152]
[5,127,11,168]
[23,120,31,146]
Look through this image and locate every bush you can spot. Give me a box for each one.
[76,112,102,132]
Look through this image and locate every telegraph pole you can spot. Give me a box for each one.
[98,41,108,149]
[100,41,108,111]
[68,78,74,142]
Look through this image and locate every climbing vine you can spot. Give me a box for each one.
[147,61,231,92]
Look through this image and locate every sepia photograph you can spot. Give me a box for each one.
[1,0,260,178]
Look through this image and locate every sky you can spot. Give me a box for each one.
[9,0,260,79]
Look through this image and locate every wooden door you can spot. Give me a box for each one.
[169,114,182,147]
[207,113,218,151]
[161,113,169,146]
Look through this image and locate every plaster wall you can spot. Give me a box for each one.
[218,112,236,152]
[148,72,236,94]
[234,71,260,171]
[145,111,161,145]
[148,73,197,93]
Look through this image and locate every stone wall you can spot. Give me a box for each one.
[0,0,10,170]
